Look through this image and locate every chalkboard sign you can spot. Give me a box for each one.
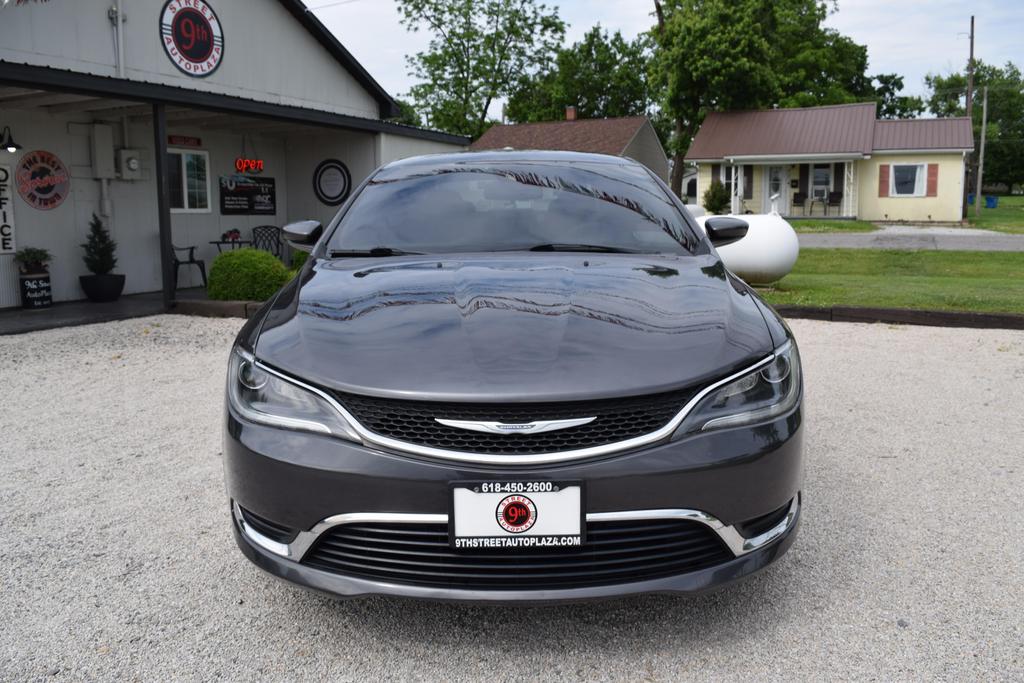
[19,274,52,309]
[219,175,276,215]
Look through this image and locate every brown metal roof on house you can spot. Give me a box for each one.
[685,103,878,161]
[470,116,650,155]
[686,103,975,161]
[872,117,974,151]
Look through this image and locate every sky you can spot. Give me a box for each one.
[313,0,1023,114]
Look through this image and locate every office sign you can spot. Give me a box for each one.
[16,150,70,211]
[161,0,224,78]
[220,175,276,215]
[0,165,14,254]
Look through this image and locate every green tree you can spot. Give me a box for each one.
[388,98,423,127]
[873,73,925,119]
[650,0,883,196]
[81,213,117,275]
[926,61,1024,190]
[396,0,565,138]
[506,25,652,123]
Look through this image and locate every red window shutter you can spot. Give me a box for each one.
[927,163,939,197]
[878,164,889,197]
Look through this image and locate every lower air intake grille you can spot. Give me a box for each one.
[332,388,696,455]
[239,506,298,544]
[301,519,733,590]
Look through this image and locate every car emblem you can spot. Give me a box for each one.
[434,416,596,435]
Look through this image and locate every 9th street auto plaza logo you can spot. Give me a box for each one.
[161,0,224,77]
[495,494,537,533]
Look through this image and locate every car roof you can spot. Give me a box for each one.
[382,149,645,170]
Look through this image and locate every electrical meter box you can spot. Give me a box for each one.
[117,149,143,181]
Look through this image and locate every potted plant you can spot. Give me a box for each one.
[79,213,125,302]
[13,246,53,310]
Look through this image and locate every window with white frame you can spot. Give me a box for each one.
[812,164,832,199]
[168,149,210,212]
[891,163,926,197]
[718,166,735,197]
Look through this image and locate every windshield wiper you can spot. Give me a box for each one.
[328,247,425,258]
[526,243,643,254]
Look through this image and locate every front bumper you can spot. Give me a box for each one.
[223,404,803,601]
[232,497,801,603]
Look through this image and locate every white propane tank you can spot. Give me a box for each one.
[688,210,800,285]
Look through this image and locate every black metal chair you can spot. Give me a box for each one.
[792,192,808,216]
[826,191,843,216]
[172,245,207,290]
[252,225,283,259]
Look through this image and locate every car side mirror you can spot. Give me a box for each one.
[282,220,323,253]
[704,216,748,247]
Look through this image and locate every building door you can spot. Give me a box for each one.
[766,166,789,214]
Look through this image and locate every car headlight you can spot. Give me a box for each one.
[676,341,801,436]
[227,349,361,441]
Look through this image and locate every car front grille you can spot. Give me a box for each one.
[332,388,696,455]
[301,519,733,590]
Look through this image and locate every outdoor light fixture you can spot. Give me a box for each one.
[0,126,22,154]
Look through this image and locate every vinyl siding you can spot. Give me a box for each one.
[857,153,965,222]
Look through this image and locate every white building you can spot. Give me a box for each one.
[0,0,467,309]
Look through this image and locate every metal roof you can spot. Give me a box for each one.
[872,117,974,151]
[277,0,399,119]
[470,117,652,156]
[685,103,974,161]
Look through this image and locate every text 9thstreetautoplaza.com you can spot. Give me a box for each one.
[455,536,582,549]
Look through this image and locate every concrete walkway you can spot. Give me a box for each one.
[0,288,207,335]
[799,225,1024,251]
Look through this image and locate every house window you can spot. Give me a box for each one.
[891,163,926,197]
[168,149,210,213]
[812,164,831,199]
[719,166,735,197]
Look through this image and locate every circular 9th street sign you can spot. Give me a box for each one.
[160,0,224,78]
[313,159,352,206]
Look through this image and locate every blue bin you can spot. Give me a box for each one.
[985,195,999,209]
[967,193,975,205]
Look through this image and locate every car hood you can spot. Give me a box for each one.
[255,253,773,401]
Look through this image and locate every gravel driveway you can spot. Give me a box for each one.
[2,315,1022,681]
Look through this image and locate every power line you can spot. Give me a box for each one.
[304,0,366,11]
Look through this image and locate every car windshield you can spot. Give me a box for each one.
[325,160,697,255]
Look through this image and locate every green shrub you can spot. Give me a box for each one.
[13,247,51,274]
[207,248,291,301]
[291,249,309,270]
[81,213,117,275]
[702,179,731,215]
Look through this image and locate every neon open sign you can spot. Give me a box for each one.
[235,158,264,174]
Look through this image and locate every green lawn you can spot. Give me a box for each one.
[787,219,878,234]
[760,249,1024,314]
[967,194,1024,234]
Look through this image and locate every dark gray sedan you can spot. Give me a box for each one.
[224,151,802,602]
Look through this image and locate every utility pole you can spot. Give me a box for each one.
[974,86,988,219]
[966,16,975,118]
[962,15,975,219]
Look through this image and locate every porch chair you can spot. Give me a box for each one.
[826,191,843,216]
[172,244,207,290]
[252,225,283,259]
[791,192,808,216]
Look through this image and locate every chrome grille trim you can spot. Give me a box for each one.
[250,347,780,465]
[234,495,800,563]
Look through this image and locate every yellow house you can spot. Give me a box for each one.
[685,103,974,222]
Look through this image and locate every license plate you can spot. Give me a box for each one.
[450,481,583,549]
